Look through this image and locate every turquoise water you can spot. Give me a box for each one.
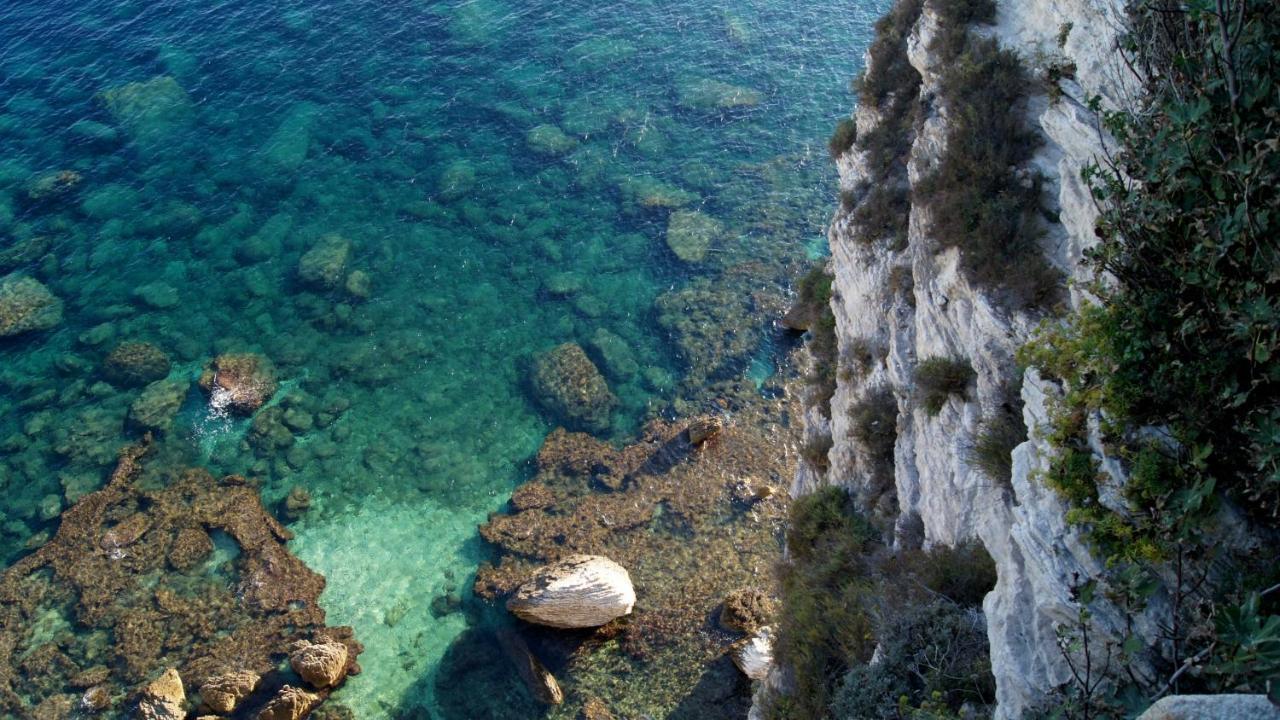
[0,0,886,715]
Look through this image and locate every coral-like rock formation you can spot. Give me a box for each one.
[0,441,362,718]
[687,415,724,445]
[506,555,635,629]
[199,353,278,414]
[289,639,349,689]
[528,343,617,434]
[676,78,762,111]
[27,169,83,202]
[719,588,773,633]
[103,342,172,387]
[198,670,260,714]
[98,76,194,149]
[527,124,579,155]
[0,273,63,337]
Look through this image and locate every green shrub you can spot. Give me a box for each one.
[966,379,1027,486]
[802,433,835,472]
[914,356,975,415]
[829,118,858,159]
[914,35,1061,309]
[849,386,898,467]
[844,0,924,246]
[773,487,881,720]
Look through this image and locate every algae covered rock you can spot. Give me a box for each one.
[255,685,321,720]
[103,342,171,386]
[616,176,697,209]
[198,670,259,714]
[98,76,194,149]
[136,668,185,720]
[687,415,725,446]
[529,343,617,434]
[719,588,772,632]
[199,353,278,414]
[260,103,318,173]
[586,328,638,380]
[506,554,635,629]
[288,639,349,689]
[26,169,83,202]
[665,210,723,263]
[0,274,62,337]
[128,379,189,433]
[298,234,351,290]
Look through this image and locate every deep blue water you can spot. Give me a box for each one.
[0,0,887,715]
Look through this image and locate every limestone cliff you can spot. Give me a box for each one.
[791,0,1149,716]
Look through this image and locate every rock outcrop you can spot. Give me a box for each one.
[199,353,278,414]
[506,555,636,629]
[0,274,62,337]
[528,343,617,434]
[103,342,171,387]
[255,685,321,720]
[1136,695,1280,720]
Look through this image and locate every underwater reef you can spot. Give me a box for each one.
[0,439,362,719]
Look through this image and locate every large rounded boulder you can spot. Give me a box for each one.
[528,343,616,434]
[506,555,635,629]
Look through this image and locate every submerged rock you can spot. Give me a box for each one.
[528,343,617,434]
[729,627,772,680]
[289,639,349,689]
[506,555,636,629]
[198,670,259,714]
[137,668,185,720]
[665,210,723,263]
[298,234,351,290]
[676,78,763,111]
[255,685,321,720]
[527,124,578,155]
[496,628,563,705]
[128,379,189,433]
[0,274,62,337]
[103,342,171,387]
[26,169,83,202]
[199,353,278,414]
[98,76,194,150]
[688,415,725,446]
[719,588,773,633]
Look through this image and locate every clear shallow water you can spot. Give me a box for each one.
[0,0,887,715]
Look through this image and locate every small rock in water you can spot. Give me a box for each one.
[687,415,724,445]
[136,668,185,720]
[26,169,82,202]
[506,554,636,629]
[289,639,349,689]
[528,343,617,434]
[254,685,321,720]
[198,670,260,714]
[133,282,180,309]
[298,234,351,290]
[129,379,189,433]
[199,353,278,414]
[103,342,171,387]
[0,274,63,337]
[719,588,774,633]
[580,698,616,720]
[282,486,312,522]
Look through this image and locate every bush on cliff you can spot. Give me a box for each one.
[914,356,976,416]
[1021,0,1280,709]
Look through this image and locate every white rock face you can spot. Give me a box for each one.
[784,0,1160,717]
[732,627,775,681]
[1136,694,1280,720]
[507,555,636,629]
